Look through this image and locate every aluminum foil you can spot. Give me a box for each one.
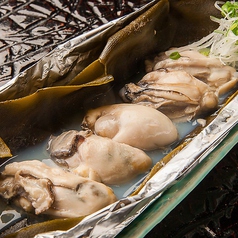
[34,93,238,238]
[0,0,152,86]
[0,19,118,100]
[0,0,157,101]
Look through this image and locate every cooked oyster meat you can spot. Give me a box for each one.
[145,50,237,95]
[81,104,178,150]
[120,69,219,121]
[48,130,152,185]
[0,160,117,218]
[121,49,238,121]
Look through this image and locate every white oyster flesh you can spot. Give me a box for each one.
[48,130,153,185]
[81,104,178,151]
[120,69,219,121]
[145,50,238,95]
[0,160,117,218]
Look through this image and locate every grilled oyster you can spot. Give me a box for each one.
[120,69,219,121]
[146,50,238,94]
[0,160,117,218]
[120,50,238,121]
[47,130,152,185]
[82,103,178,150]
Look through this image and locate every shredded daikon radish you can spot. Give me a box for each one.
[166,1,238,69]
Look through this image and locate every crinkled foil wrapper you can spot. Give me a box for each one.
[33,94,238,238]
[0,0,151,86]
[0,0,155,101]
[0,0,237,237]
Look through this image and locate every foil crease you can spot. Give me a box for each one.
[35,94,238,238]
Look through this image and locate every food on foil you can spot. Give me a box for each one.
[146,50,237,94]
[0,0,237,237]
[47,130,152,185]
[82,103,178,150]
[120,68,219,121]
[120,50,238,121]
[0,160,117,218]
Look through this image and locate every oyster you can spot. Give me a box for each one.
[146,50,238,94]
[81,103,178,150]
[120,69,219,121]
[121,50,238,121]
[47,130,152,185]
[0,160,117,218]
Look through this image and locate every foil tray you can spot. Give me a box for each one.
[0,0,237,237]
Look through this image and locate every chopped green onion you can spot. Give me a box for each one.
[169,51,181,60]
[199,48,210,56]
[221,1,238,18]
[230,21,238,35]
[165,1,238,68]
